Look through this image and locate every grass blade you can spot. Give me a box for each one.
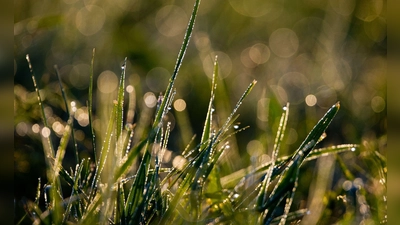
[26,54,55,164]
[200,56,218,146]
[153,0,201,130]
[89,101,118,201]
[54,65,79,165]
[116,57,127,141]
[88,48,97,163]
[257,103,289,210]
[273,102,341,177]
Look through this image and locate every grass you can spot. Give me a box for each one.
[15,0,386,224]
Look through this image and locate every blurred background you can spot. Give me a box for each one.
[14,0,386,223]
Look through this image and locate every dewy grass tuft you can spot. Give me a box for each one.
[15,0,386,224]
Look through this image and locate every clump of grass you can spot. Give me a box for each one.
[16,0,384,224]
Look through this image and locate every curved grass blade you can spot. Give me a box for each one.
[221,144,358,187]
[54,65,79,165]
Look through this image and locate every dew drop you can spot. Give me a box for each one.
[233,125,239,129]
[282,106,288,111]
[351,147,356,152]
[211,108,215,113]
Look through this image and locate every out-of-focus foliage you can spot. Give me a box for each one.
[14,0,386,224]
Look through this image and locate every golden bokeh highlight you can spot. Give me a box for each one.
[41,127,51,138]
[155,5,188,37]
[76,5,106,36]
[52,121,65,136]
[269,28,299,58]
[32,124,40,134]
[249,43,271,65]
[143,92,157,108]
[97,70,118,93]
[173,99,187,112]
[305,94,317,107]
[75,107,89,127]
[16,122,28,136]
[172,155,187,171]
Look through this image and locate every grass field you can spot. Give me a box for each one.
[14,0,386,224]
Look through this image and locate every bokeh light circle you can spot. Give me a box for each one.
[269,28,299,58]
[76,5,106,36]
[97,70,118,93]
[155,5,188,37]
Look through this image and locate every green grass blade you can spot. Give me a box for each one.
[124,141,153,222]
[153,0,201,130]
[200,56,218,146]
[88,48,97,163]
[269,209,308,225]
[114,138,146,179]
[116,57,127,140]
[50,121,73,224]
[221,144,358,188]
[257,103,289,210]
[216,80,257,140]
[274,167,299,225]
[62,161,86,223]
[80,192,103,224]
[294,102,340,160]
[273,102,340,176]
[89,101,118,200]
[115,182,126,224]
[258,140,315,213]
[54,65,79,165]
[26,54,56,179]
